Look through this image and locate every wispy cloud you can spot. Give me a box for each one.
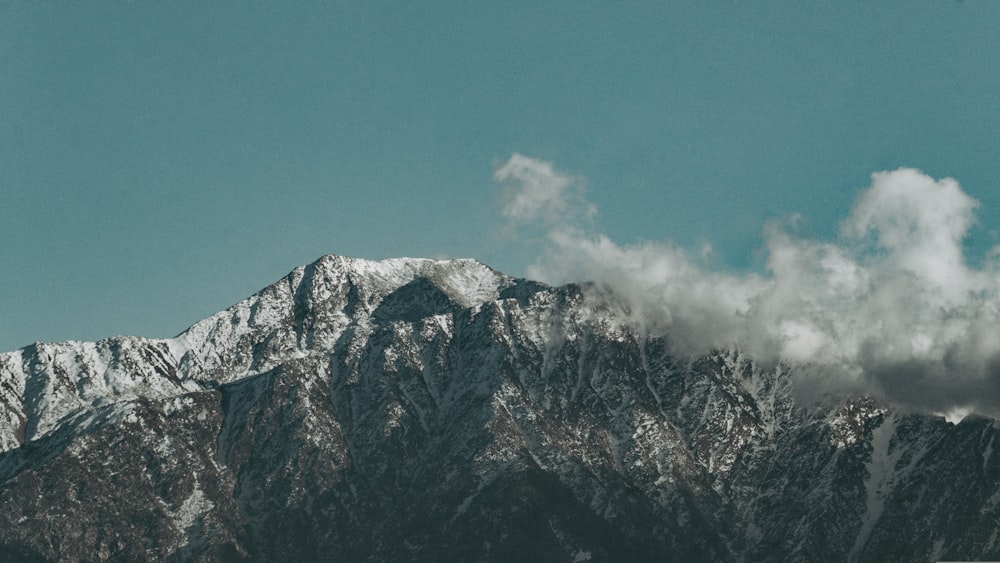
[496,154,1000,418]
[495,153,595,226]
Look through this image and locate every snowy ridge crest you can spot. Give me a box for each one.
[0,255,517,452]
[1,253,999,562]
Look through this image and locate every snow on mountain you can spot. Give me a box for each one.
[0,254,998,562]
[0,255,510,452]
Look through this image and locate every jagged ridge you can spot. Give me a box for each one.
[0,254,998,562]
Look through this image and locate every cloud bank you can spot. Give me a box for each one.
[495,153,1000,419]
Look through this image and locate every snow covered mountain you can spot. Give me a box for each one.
[1,254,998,561]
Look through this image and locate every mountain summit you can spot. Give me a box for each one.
[0,254,998,561]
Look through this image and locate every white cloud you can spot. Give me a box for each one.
[842,168,981,299]
[495,153,595,226]
[495,154,1000,418]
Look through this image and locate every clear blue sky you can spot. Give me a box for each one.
[2,1,998,351]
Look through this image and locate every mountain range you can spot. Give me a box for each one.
[1,254,998,561]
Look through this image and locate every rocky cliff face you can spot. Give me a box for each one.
[1,254,998,562]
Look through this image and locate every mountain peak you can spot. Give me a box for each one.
[0,253,528,451]
[306,253,510,308]
[2,253,997,562]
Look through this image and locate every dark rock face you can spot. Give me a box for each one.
[0,254,998,562]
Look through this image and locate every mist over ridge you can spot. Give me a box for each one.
[496,153,1000,418]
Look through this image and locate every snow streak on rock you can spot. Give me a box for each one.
[0,254,998,562]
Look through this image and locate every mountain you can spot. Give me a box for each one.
[0,254,998,562]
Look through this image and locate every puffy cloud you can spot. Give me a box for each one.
[495,154,1000,418]
[842,168,981,298]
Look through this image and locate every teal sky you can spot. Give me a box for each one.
[2,1,999,351]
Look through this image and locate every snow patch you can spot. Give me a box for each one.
[849,413,902,560]
[169,479,215,546]
[384,402,405,436]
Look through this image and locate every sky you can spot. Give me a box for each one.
[2,2,1000,354]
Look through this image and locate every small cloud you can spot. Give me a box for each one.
[495,153,595,227]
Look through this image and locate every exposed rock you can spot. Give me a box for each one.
[0,254,997,561]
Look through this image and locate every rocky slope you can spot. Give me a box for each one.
[0,254,998,562]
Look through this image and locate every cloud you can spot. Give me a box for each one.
[494,153,1000,418]
[842,168,981,298]
[495,153,595,226]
